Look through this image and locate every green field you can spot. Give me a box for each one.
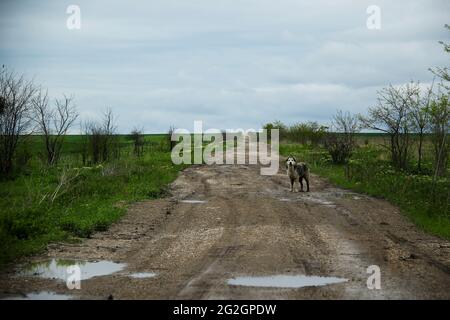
[0,134,185,267]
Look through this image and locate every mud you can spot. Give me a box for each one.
[1,152,450,299]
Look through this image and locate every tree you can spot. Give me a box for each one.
[430,24,450,89]
[82,108,119,164]
[101,108,118,161]
[360,83,417,170]
[428,24,450,177]
[409,82,433,172]
[428,93,449,177]
[263,120,287,141]
[167,125,176,151]
[324,110,360,164]
[0,68,36,177]
[32,89,78,165]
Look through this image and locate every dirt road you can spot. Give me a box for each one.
[1,158,450,299]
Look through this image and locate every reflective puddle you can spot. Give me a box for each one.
[129,272,157,279]
[2,291,72,300]
[305,197,336,207]
[227,275,348,288]
[21,259,126,281]
[180,200,207,204]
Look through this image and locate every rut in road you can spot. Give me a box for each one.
[1,163,450,299]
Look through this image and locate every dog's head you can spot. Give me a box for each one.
[286,156,297,169]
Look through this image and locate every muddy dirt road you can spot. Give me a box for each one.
[1,159,450,299]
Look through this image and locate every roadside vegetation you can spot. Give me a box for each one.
[279,140,449,239]
[0,134,183,266]
[0,67,185,266]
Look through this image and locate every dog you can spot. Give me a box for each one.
[285,156,310,192]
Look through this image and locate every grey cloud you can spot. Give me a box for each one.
[0,0,448,133]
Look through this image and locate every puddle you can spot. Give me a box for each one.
[180,200,207,204]
[227,275,348,288]
[129,272,157,279]
[2,291,72,300]
[304,196,336,207]
[278,198,292,202]
[21,259,126,281]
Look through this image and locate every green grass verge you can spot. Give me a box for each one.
[0,135,185,267]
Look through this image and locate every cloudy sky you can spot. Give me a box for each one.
[0,0,449,133]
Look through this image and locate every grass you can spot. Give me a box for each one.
[0,134,185,267]
[280,141,450,240]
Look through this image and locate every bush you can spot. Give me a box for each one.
[324,110,360,164]
[324,133,354,164]
[264,121,326,145]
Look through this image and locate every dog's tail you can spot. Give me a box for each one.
[298,162,309,176]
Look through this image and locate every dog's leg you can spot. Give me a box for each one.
[305,177,310,192]
[299,177,304,192]
[290,178,295,192]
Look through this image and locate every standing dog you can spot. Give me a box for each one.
[286,156,310,192]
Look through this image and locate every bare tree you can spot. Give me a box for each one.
[80,121,90,165]
[82,108,119,164]
[101,108,119,161]
[360,83,417,170]
[0,68,36,176]
[32,89,78,165]
[430,24,450,90]
[325,110,360,164]
[409,82,434,171]
[428,92,449,177]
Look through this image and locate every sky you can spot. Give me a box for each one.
[0,0,449,133]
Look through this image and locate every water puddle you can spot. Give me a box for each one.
[275,193,337,207]
[227,275,348,288]
[180,200,207,204]
[304,197,336,207]
[2,291,72,300]
[20,259,126,281]
[129,272,157,279]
